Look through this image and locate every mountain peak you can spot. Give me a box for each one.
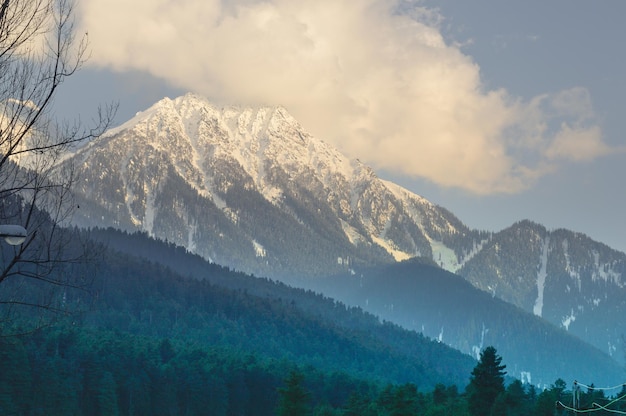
[69,92,478,278]
[109,94,362,193]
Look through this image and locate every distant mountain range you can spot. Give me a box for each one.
[62,93,626,378]
[84,227,624,388]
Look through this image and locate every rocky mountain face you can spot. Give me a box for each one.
[458,220,626,362]
[67,93,484,280]
[65,93,626,366]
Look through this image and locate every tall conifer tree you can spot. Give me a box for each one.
[467,346,506,416]
[277,370,310,416]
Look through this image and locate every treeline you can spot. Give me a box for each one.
[0,228,473,413]
[2,228,622,414]
[276,346,626,416]
[0,325,374,416]
[2,327,621,415]
[0,324,471,416]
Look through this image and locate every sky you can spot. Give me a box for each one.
[54,0,626,253]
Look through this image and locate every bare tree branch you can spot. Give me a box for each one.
[0,0,114,335]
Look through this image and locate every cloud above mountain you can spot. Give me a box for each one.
[77,0,614,194]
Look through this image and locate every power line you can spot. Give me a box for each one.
[575,382,626,392]
[555,380,626,414]
[557,399,626,415]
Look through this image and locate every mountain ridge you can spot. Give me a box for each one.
[64,92,626,365]
[458,219,626,360]
[68,93,482,277]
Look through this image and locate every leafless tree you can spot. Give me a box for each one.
[0,0,114,334]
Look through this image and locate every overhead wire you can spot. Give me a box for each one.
[575,382,626,392]
[557,400,626,415]
[555,381,626,414]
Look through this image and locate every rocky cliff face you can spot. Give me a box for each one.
[67,93,480,280]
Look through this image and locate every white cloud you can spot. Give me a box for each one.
[551,87,596,120]
[546,124,609,162]
[77,0,615,194]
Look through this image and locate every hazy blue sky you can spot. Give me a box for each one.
[55,0,626,252]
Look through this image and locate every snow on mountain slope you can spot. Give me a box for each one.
[457,220,626,362]
[64,93,626,367]
[68,93,481,279]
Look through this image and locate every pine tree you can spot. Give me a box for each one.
[0,339,32,415]
[277,370,310,416]
[97,371,120,416]
[467,346,506,416]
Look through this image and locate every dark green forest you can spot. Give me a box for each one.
[2,325,625,415]
[1,228,625,415]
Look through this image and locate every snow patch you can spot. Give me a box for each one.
[533,236,550,317]
[187,222,197,253]
[212,192,228,210]
[562,310,576,330]
[591,251,624,287]
[103,99,168,138]
[562,239,581,290]
[371,235,411,261]
[471,323,488,360]
[339,219,366,246]
[252,240,266,258]
[143,191,156,236]
[264,186,283,204]
[337,256,351,266]
[381,179,433,211]
[431,240,460,272]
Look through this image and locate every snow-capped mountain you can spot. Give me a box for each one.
[68,93,484,280]
[458,220,626,361]
[65,93,626,365]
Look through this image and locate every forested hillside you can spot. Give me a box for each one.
[2,228,624,415]
[5,327,609,415]
[82,246,475,387]
[307,258,625,387]
[84,228,626,388]
[0,227,476,414]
